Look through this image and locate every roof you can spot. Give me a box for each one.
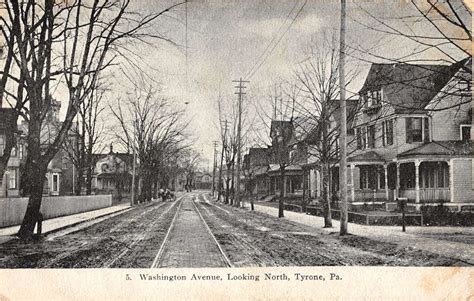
[92,152,133,166]
[398,141,472,159]
[330,98,360,129]
[270,120,293,141]
[360,60,467,113]
[348,151,386,163]
[97,172,132,178]
[247,147,269,166]
[0,108,17,132]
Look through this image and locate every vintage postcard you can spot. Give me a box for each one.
[0,0,472,300]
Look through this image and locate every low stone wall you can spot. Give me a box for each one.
[0,195,112,228]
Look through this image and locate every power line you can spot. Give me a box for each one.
[244,1,300,79]
[245,0,308,81]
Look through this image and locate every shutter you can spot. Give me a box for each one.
[424,118,430,142]
[382,121,386,146]
[406,117,412,143]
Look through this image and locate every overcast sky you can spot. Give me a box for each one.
[116,0,468,170]
[3,0,470,170]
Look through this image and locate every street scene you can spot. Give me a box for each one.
[0,191,472,268]
[0,0,472,270]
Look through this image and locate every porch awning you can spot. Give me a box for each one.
[398,141,472,159]
[267,164,303,176]
[254,166,269,177]
[348,151,386,164]
[97,172,132,179]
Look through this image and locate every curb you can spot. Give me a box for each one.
[0,206,134,245]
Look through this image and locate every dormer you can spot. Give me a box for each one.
[360,89,382,114]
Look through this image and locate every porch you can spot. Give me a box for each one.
[267,164,303,197]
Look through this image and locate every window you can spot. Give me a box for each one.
[8,169,17,189]
[361,127,367,149]
[11,146,17,157]
[406,117,429,143]
[52,173,59,193]
[461,125,471,141]
[378,169,385,190]
[356,128,362,149]
[457,79,472,93]
[359,167,377,190]
[421,162,449,188]
[19,144,24,159]
[367,125,375,148]
[382,119,394,146]
[0,134,5,155]
[365,90,382,107]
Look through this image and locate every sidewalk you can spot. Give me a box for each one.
[245,202,474,264]
[0,204,131,244]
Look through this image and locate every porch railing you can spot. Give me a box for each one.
[399,188,450,202]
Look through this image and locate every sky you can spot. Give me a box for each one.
[116,0,469,170]
[1,0,471,171]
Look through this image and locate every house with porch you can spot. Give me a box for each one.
[347,58,472,210]
[251,120,306,199]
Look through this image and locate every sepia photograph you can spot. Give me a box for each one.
[0,0,472,299]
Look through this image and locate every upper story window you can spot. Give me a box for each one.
[406,117,429,143]
[19,144,24,159]
[382,119,394,146]
[0,134,5,155]
[11,146,17,157]
[8,168,17,189]
[362,90,382,107]
[356,125,374,150]
[460,125,471,141]
[457,79,472,93]
[367,125,375,148]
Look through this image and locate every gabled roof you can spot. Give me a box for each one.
[360,59,467,113]
[247,147,269,166]
[398,141,472,158]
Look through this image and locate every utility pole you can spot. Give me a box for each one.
[232,78,249,208]
[211,141,218,195]
[217,120,229,202]
[131,126,137,206]
[339,0,348,235]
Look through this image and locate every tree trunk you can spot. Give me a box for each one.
[17,156,46,239]
[85,142,93,195]
[322,163,332,228]
[278,166,285,218]
[230,162,235,206]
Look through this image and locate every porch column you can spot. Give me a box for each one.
[384,164,389,201]
[350,164,355,202]
[396,162,400,199]
[283,175,287,197]
[448,159,454,202]
[415,160,420,203]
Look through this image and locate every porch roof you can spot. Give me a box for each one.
[97,172,132,178]
[254,166,269,176]
[267,164,303,176]
[398,141,472,159]
[348,151,385,164]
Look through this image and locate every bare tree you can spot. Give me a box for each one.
[0,0,184,239]
[111,85,189,202]
[63,81,107,195]
[290,33,361,227]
